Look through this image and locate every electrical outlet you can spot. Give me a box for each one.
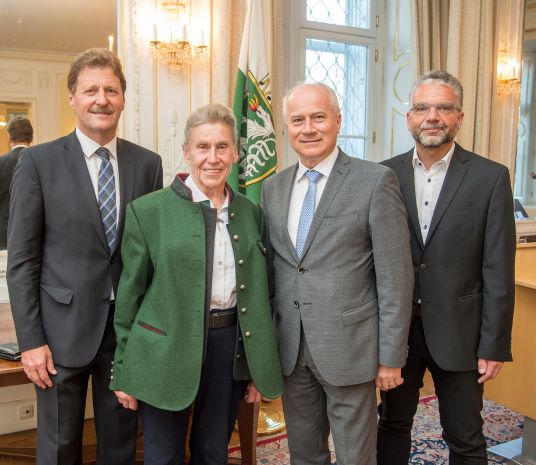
[19,404,34,420]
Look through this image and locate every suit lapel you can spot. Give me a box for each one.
[424,144,469,246]
[114,138,134,254]
[299,150,349,261]
[63,132,109,251]
[397,150,424,249]
[279,165,300,263]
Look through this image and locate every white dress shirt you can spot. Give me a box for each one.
[185,175,237,310]
[287,147,339,247]
[412,143,455,242]
[76,127,121,226]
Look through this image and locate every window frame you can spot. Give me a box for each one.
[285,0,384,163]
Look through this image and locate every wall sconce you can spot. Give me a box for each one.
[497,48,521,96]
[150,0,208,73]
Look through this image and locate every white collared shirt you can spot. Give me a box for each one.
[412,143,455,242]
[185,175,237,310]
[287,147,339,247]
[76,127,121,227]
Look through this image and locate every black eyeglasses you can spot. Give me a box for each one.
[410,103,460,116]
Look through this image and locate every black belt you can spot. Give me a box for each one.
[414,303,422,317]
[209,307,237,329]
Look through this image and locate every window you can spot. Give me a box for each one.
[288,0,381,159]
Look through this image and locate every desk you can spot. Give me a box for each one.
[485,243,536,418]
[0,359,26,388]
[485,243,536,463]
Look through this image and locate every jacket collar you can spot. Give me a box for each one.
[170,173,235,205]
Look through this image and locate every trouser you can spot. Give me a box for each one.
[377,316,487,465]
[282,331,377,465]
[139,323,245,465]
[36,308,137,465]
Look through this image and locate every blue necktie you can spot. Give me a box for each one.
[295,170,322,258]
[96,147,117,252]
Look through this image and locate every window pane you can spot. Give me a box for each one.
[305,38,368,158]
[306,0,370,29]
[338,137,365,159]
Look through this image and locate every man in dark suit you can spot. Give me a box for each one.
[262,82,414,465]
[0,116,33,249]
[377,70,516,465]
[7,48,163,465]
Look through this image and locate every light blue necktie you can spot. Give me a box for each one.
[295,170,322,258]
[96,147,117,252]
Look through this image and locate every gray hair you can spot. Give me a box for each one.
[283,82,341,120]
[409,70,464,109]
[184,103,237,146]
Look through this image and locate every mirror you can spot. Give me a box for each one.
[0,0,115,297]
[515,0,536,216]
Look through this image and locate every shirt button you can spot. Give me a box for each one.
[240,307,247,313]
[420,263,427,270]
[233,234,239,241]
[427,179,431,183]
[236,353,241,359]
[218,261,223,265]
[238,259,244,265]
[294,301,299,308]
[103,297,110,304]
[230,212,235,218]
[425,201,429,206]
[240,284,246,290]
[423,225,428,229]
[298,268,305,274]
[244,331,251,337]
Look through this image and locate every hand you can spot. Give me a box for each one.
[114,391,138,410]
[21,345,57,389]
[477,359,503,383]
[375,365,404,391]
[245,382,262,404]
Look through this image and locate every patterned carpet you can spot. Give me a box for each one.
[228,395,524,465]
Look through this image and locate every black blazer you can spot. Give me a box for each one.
[7,131,163,367]
[382,144,516,371]
[0,146,25,248]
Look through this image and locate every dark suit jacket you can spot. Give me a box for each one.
[7,131,163,367]
[0,146,25,248]
[382,143,516,371]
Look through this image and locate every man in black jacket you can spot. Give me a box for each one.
[0,116,33,248]
[377,70,516,465]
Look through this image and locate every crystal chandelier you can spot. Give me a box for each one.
[150,0,208,73]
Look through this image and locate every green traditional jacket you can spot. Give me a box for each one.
[110,175,283,411]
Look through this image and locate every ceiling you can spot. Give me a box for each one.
[0,0,115,55]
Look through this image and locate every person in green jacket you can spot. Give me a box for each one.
[110,103,284,465]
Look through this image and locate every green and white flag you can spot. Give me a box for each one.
[230,0,277,203]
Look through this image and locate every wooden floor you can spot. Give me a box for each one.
[0,372,436,464]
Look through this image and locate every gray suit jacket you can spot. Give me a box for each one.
[382,144,516,371]
[7,131,163,367]
[262,150,413,386]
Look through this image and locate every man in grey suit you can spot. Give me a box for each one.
[377,70,516,465]
[7,48,163,465]
[0,116,33,249]
[261,82,414,465]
